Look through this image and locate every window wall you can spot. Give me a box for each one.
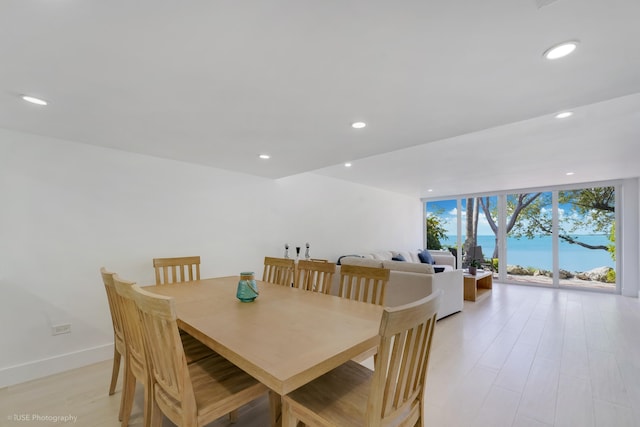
[424,183,618,293]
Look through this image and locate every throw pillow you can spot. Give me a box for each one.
[418,250,435,265]
[391,254,406,261]
[434,267,445,273]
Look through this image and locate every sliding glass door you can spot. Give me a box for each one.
[424,183,618,293]
[557,186,616,290]
[504,191,554,286]
[463,196,498,269]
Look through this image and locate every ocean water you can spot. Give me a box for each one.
[440,234,615,272]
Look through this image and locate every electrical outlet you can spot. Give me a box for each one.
[51,323,71,335]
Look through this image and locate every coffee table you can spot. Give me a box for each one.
[463,270,492,302]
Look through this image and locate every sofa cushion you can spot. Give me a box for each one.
[381,260,435,274]
[430,250,456,268]
[408,251,422,263]
[370,251,394,261]
[340,257,384,268]
[418,250,435,265]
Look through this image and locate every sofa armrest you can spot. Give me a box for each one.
[430,269,463,319]
[429,250,455,268]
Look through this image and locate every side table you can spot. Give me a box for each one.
[463,270,492,302]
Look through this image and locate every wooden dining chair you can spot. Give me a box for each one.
[113,274,154,427]
[294,259,336,294]
[282,290,442,427]
[338,264,390,305]
[262,256,295,287]
[113,275,216,427]
[100,268,126,419]
[152,256,200,285]
[131,284,269,427]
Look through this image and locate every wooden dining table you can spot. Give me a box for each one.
[146,276,383,426]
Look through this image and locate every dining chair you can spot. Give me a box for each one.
[294,259,336,294]
[113,274,153,427]
[113,275,216,427]
[100,268,126,419]
[338,264,390,305]
[282,290,442,427]
[152,256,200,285]
[131,284,269,427]
[262,256,295,287]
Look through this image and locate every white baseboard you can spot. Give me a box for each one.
[0,343,114,388]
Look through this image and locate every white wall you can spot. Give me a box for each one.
[0,128,423,386]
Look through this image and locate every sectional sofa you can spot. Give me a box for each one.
[331,250,463,320]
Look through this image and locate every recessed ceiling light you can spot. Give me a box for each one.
[344,162,352,167]
[351,122,366,129]
[555,111,573,119]
[259,154,270,159]
[566,172,575,176]
[22,95,48,106]
[427,189,433,192]
[543,41,579,60]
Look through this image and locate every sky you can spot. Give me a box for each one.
[426,197,600,236]
[426,199,492,235]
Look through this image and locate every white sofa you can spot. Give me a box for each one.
[332,250,463,320]
[354,249,456,271]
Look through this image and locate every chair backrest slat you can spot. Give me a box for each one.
[112,275,148,381]
[153,256,201,285]
[132,285,193,406]
[100,268,125,348]
[294,260,336,294]
[367,291,441,426]
[262,257,295,287]
[338,264,390,305]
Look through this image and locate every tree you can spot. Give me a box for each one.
[426,210,448,250]
[557,187,614,252]
[462,197,481,265]
[471,187,615,263]
[510,188,614,253]
[475,193,542,259]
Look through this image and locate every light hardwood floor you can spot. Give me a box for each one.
[2,282,639,427]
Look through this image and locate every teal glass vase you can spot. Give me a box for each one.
[236,272,259,302]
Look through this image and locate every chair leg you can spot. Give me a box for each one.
[119,362,136,427]
[109,348,121,395]
[142,377,153,427]
[228,410,239,423]
[117,356,129,421]
[149,396,162,427]
[269,391,282,427]
[281,399,298,427]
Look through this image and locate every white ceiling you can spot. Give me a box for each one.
[2,0,639,198]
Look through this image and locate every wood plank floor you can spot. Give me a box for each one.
[2,282,639,427]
